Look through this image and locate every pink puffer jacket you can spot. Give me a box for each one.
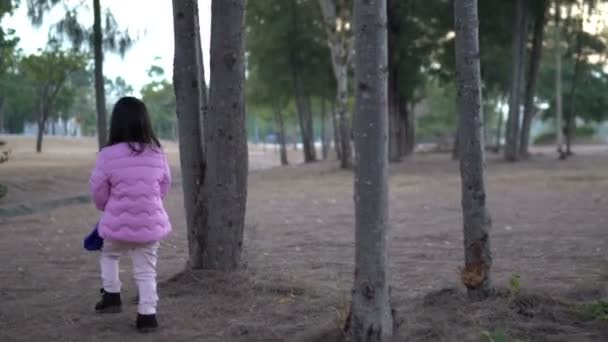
[89,143,172,243]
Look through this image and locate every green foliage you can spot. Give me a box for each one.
[583,301,608,321]
[140,65,176,141]
[246,0,334,130]
[508,273,522,300]
[27,0,133,56]
[417,80,457,141]
[534,125,597,144]
[481,328,509,342]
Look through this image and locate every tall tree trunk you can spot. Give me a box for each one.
[387,0,402,163]
[36,119,45,153]
[205,0,248,271]
[494,99,504,153]
[336,65,352,169]
[520,0,548,158]
[93,0,107,150]
[36,100,49,153]
[505,0,529,161]
[554,1,566,159]
[566,26,583,156]
[332,100,342,160]
[319,0,353,169]
[454,0,493,299]
[349,0,393,340]
[289,0,316,163]
[274,101,289,166]
[388,83,401,162]
[321,98,329,160]
[452,124,460,160]
[0,98,5,134]
[172,0,208,269]
[401,99,415,156]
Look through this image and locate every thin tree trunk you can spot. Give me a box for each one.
[494,98,504,153]
[349,0,393,340]
[555,1,566,159]
[520,0,547,158]
[336,65,352,169]
[566,25,583,156]
[452,124,460,160]
[401,99,415,156]
[289,0,316,163]
[205,0,248,271]
[93,0,107,150]
[454,0,493,299]
[321,98,329,160]
[172,0,208,269]
[36,99,49,153]
[387,0,401,163]
[274,101,289,166]
[0,98,5,134]
[319,0,353,169]
[36,119,45,152]
[332,100,342,160]
[505,0,529,161]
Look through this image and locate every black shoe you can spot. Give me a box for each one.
[95,288,122,313]
[136,314,158,333]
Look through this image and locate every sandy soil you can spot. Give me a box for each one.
[0,135,607,341]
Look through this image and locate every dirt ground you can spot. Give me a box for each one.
[0,135,607,342]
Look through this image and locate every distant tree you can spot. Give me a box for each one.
[520,0,549,158]
[106,76,133,102]
[318,0,354,169]
[141,65,176,141]
[505,0,530,162]
[0,25,20,133]
[20,47,86,152]
[26,0,134,149]
[247,0,333,164]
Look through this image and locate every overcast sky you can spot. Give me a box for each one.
[2,0,212,94]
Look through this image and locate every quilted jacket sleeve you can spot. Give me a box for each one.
[89,153,110,211]
[159,153,171,199]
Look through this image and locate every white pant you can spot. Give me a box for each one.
[100,240,160,315]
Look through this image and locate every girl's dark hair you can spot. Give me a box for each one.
[107,96,161,153]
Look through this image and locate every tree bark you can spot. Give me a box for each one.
[319,0,353,169]
[93,0,107,150]
[387,0,402,163]
[0,98,5,134]
[321,98,329,160]
[172,0,209,269]
[452,124,460,160]
[336,64,352,169]
[454,0,493,299]
[554,1,566,159]
[520,0,547,158]
[349,0,393,340]
[205,0,248,271]
[289,0,316,163]
[494,98,504,153]
[566,25,583,156]
[401,99,415,156]
[505,0,529,161]
[274,100,289,166]
[332,100,342,160]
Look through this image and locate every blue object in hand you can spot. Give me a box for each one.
[84,223,104,251]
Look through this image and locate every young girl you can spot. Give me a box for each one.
[89,97,171,333]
